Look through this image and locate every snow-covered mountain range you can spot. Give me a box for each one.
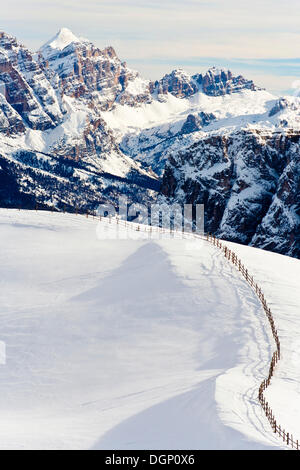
[0,28,299,257]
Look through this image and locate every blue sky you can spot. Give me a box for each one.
[1,0,300,94]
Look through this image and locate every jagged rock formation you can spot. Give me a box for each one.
[251,147,300,256]
[181,112,216,134]
[0,32,63,130]
[201,67,260,96]
[161,129,300,258]
[38,28,152,110]
[152,69,199,99]
[150,67,260,100]
[0,93,25,134]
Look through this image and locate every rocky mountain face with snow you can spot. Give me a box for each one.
[0,29,159,211]
[38,28,152,110]
[0,28,299,258]
[150,67,259,100]
[161,129,300,258]
[0,32,62,131]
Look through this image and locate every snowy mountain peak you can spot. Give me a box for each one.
[0,31,23,54]
[0,31,15,42]
[201,67,260,96]
[41,27,83,51]
[206,66,229,76]
[153,68,198,98]
[171,68,191,78]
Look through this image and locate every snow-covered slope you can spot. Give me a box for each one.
[225,240,300,443]
[105,88,277,174]
[1,209,299,449]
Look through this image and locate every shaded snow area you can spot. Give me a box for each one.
[1,210,298,450]
[225,241,300,444]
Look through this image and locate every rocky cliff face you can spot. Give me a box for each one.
[161,129,300,258]
[0,93,25,134]
[38,28,152,110]
[251,145,300,256]
[152,69,199,99]
[150,67,259,100]
[0,32,63,130]
[0,29,159,211]
[201,67,259,96]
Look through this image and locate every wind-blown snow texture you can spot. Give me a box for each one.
[0,28,299,257]
[2,209,299,450]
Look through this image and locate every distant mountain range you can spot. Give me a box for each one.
[0,28,299,257]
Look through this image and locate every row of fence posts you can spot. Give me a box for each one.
[28,207,297,449]
[72,208,200,238]
[31,205,202,238]
[206,232,298,451]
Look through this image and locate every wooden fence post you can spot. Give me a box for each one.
[207,237,298,450]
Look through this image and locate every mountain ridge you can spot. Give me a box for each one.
[0,28,299,258]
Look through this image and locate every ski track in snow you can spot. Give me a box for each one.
[0,209,295,449]
[214,249,276,444]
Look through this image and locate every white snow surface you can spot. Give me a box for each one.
[102,89,278,141]
[0,95,148,180]
[40,28,86,55]
[0,210,299,450]
[124,76,150,97]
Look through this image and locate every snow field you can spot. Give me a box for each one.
[0,209,297,449]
